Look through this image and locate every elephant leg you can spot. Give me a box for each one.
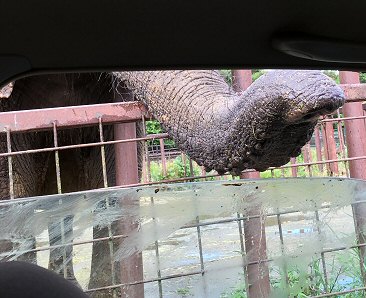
[0,131,49,263]
[86,126,120,295]
[0,134,14,259]
[44,149,82,285]
[48,216,76,283]
[88,123,144,297]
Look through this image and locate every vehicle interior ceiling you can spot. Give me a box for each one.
[1,0,366,85]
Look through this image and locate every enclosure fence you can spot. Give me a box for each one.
[0,82,366,298]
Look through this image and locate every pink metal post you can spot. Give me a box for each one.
[159,138,167,178]
[340,72,366,178]
[232,69,270,298]
[114,91,144,297]
[302,143,313,176]
[232,69,253,91]
[0,102,147,133]
[340,71,366,283]
[314,126,324,172]
[322,119,339,175]
[290,158,298,177]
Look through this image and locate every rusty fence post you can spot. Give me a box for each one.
[159,138,167,178]
[302,143,313,176]
[114,90,144,297]
[321,118,339,176]
[339,71,366,285]
[314,126,324,173]
[232,70,271,298]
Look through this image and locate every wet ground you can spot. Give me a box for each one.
[1,178,358,298]
[34,205,357,297]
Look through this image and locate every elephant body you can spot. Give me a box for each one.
[0,70,344,292]
[0,73,119,290]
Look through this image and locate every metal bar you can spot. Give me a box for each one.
[114,121,144,297]
[0,101,148,133]
[9,234,366,272]
[195,218,205,274]
[237,212,250,294]
[290,157,298,177]
[159,138,167,178]
[181,153,187,177]
[321,115,366,122]
[302,143,312,176]
[8,192,366,233]
[336,110,349,177]
[98,117,117,293]
[0,133,169,157]
[194,199,207,295]
[85,270,203,293]
[233,69,270,298]
[141,116,151,183]
[53,122,62,194]
[52,121,68,279]
[314,210,329,292]
[151,197,163,298]
[307,150,329,293]
[5,129,14,199]
[1,234,127,256]
[142,118,162,296]
[201,166,206,178]
[98,118,108,188]
[341,83,366,102]
[321,119,339,175]
[314,126,324,173]
[233,68,271,298]
[242,206,271,298]
[232,70,253,90]
[4,131,364,172]
[310,286,366,298]
[189,157,194,182]
[60,218,67,279]
[7,200,366,257]
[276,212,289,290]
[340,71,366,286]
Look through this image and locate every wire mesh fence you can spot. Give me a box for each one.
[0,84,366,297]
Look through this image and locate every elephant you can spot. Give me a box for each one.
[115,70,344,174]
[0,70,344,293]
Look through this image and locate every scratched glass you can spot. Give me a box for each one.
[0,178,364,297]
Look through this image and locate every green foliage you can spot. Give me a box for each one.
[259,147,348,179]
[220,283,247,298]
[219,69,265,86]
[323,70,340,84]
[146,120,175,149]
[146,120,162,134]
[219,70,233,85]
[251,69,265,81]
[360,72,366,83]
[176,288,192,297]
[148,156,201,182]
[222,250,365,298]
[323,70,366,84]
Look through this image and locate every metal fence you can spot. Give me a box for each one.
[0,81,366,298]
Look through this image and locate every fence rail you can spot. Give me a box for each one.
[0,82,366,297]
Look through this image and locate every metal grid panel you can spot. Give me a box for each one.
[0,84,366,297]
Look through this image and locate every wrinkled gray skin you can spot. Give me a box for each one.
[115,70,344,174]
[0,70,344,292]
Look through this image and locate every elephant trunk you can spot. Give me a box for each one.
[113,70,344,175]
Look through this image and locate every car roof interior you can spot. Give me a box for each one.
[1,0,366,86]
